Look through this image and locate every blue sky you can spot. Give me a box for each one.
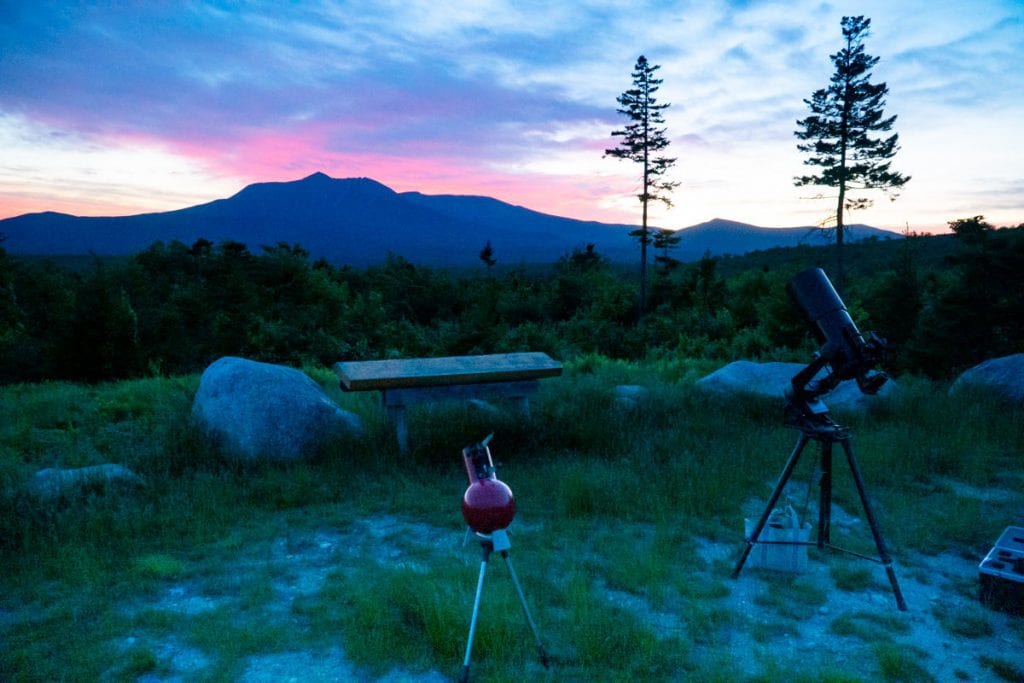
[1,0,1021,232]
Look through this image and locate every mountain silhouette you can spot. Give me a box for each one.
[0,172,898,265]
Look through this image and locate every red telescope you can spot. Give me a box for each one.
[461,435,515,534]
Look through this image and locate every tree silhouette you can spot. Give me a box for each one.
[479,240,497,270]
[606,55,678,319]
[653,228,682,273]
[948,215,992,245]
[795,16,909,287]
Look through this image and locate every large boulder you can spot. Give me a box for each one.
[950,353,1024,403]
[192,357,363,463]
[696,360,895,411]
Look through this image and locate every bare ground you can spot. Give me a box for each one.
[103,500,1024,682]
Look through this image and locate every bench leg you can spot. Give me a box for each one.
[513,396,531,420]
[386,404,409,454]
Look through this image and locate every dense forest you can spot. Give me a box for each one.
[0,219,1021,385]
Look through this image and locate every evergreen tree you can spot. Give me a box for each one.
[479,240,497,269]
[653,228,682,273]
[606,55,678,319]
[795,16,909,287]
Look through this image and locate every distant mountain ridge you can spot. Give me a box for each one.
[0,172,899,265]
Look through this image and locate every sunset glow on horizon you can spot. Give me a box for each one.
[2,1,1022,233]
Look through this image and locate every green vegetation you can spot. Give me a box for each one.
[873,642,935,682]
[1,223,1022,679]
[752,572,829,621]
[135,554,186,581]
[1,224,1022,384]
[606,54,679,317]
[831,561,882,593]
[932,602,995,639]
[1,359,1020,680]
[794,15,910,287]
[829,610,910,641]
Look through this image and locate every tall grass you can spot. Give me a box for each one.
[1,356,1021,680]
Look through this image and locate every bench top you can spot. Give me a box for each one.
[335,352,562,391]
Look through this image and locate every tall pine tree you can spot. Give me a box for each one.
[606,55,678,319]
[795,16,909,287]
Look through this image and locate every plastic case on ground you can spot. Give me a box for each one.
[979,525,1024,615]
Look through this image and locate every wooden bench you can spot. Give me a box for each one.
[334,352,562,452]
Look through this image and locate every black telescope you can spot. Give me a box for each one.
[734,267,908,611]
[787,268,887,396]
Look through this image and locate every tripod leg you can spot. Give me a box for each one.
[733,434,811,578]
[839,437,908,612]
[500,550,550,669]
[460,545,492,683]
[817,440,833,548]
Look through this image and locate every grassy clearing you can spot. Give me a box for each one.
[1,356,1022,680]
[831,560,885,593]
[873,642,935,682]
[932,602,995,639]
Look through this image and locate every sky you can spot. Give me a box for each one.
[1,1,1021,233]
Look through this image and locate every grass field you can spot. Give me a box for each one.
[1,356,1022,681]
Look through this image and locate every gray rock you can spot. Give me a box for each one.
[192,357,363,463]
[24,463,144,503]
[614,384,651,401]
[949,353,1024,403]
[697,360,895,411]
[613,384,651,412]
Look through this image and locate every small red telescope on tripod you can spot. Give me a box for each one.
[461,434,515,534]
[456,435,548,682]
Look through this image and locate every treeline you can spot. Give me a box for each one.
[1,223,1021,384]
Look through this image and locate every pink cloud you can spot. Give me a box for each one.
[0,194,128,219]
[159,125,640,225]
[0,112,636,224]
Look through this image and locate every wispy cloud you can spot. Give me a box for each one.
[1,0,1021,230]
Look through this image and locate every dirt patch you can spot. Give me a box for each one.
[104,513,1024,681]
[699,533,1023,681]
[117,516,456,681]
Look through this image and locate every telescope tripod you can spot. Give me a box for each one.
[459,529,549,683]
[732,418,907,611]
